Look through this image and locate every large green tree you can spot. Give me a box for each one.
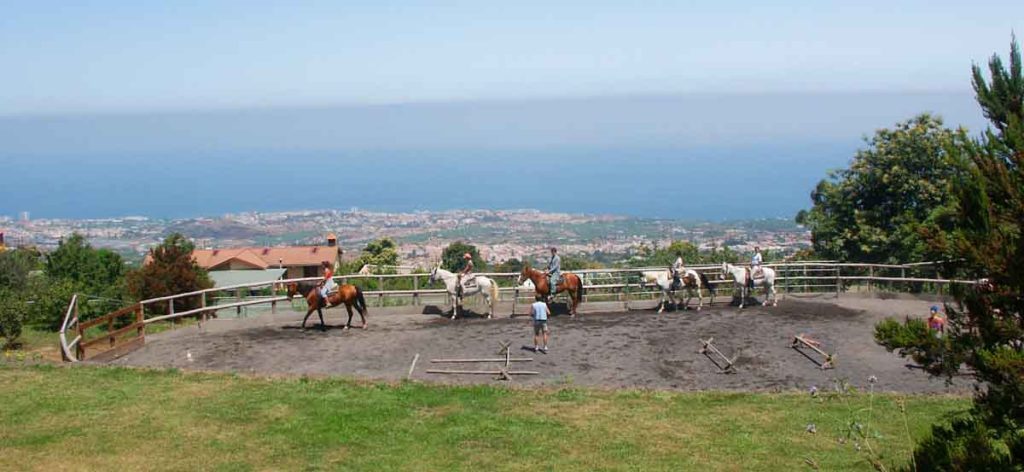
[875,36,1024,469]
[441,241,486,272]
[126,233,212,315]
[45,233,126,298]
[0,248,40,292]
[796,114,972,263]
[358,238,400,268]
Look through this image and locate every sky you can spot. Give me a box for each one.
[0,1,1020,220]
[0,1,1021,115]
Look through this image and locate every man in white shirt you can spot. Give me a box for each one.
[531,296,550,353]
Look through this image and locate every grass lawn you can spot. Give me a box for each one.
[0,363,967,471]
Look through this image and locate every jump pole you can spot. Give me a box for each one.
[699,337,738,373]
[792,334,835,369]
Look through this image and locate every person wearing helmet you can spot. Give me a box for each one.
[749,246,763,288]
[318,260,337,307]
[457,253,475,297]
[928,305,946,337]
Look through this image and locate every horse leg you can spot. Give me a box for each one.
[317,307,326,331]
[302,307,315,329]
[739,282,746,309]
[344,304,354,329]
[657,289,666,314]
[696,286,703,311]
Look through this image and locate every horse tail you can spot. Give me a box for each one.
[574,274,585,305]
[488,279,499,306]
[355,286,368,315]
[699,271,715,294]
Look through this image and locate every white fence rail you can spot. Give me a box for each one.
[59,261,976,362]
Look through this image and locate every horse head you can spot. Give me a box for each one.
[517,263,532,286]
[285,282,299,300]
[719,262,730,280]
[428,260,441,284]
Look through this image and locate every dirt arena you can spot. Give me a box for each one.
[110,294,968,393]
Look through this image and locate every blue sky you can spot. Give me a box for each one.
[1,1,1021,115]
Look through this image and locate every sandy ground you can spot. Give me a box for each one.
[109,294,968,393]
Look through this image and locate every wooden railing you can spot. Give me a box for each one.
[58,261,978,362]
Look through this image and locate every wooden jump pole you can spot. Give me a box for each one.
[430,358,533,363]
[699,337,738,373]
[792,334,835,369]
[407,353,419,380]
[425,370,540,375]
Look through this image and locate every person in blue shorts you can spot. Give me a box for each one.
[531,295,550,353]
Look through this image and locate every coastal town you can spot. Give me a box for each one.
[0,208,810,267]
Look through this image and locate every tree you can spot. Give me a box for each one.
[0,248,40,292]
[875,36,1024,469]
[493,258,525,273]
[797,114,972,263]
[0,289,28,349]
[441,241,486,272]
[358,238,400,268]
[126,233,212,315]
[45,233,125,298]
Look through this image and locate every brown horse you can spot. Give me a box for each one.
[517,264,585,317]
[286,282,368,330]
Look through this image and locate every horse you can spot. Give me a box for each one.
[719,262,777,308]
[517,264,585,318]
[286,281,368,330]
[428,263,499,319]
[640,268,715,313]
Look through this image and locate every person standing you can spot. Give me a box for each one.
[928,305,946,337]
[531,295,550,352]
[545,247,561,302]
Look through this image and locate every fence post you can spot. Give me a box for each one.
[200,292,208,326]
[783,265,789,298]
[868,266,874,293]
[136,304,145,342]
[835,267,841,298]
[901,266,906,292]
[168,298,176,324]
[236,289,242,316]
[108,314,116,348]
[618,270,626,311]
[75,299,84,360]
[803,265,808,293]
[379,276,385,307]
[413,276,419,306]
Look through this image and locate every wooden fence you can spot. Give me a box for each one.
[58,261,978,362]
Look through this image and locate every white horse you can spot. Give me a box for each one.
[720,262,777,308]
[428,263,499,319]
[641,269,714,313]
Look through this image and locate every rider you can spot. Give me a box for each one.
[318,260,337,306]
[457,253,474,297]
[545,247,561,301]
[749,246,763,288]
[671,251,685,290]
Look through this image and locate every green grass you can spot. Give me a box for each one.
[0,364,966,471]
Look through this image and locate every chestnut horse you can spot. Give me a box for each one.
[286,282,368,330]
[517,265,585,318]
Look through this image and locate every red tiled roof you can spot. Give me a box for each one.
[190,246,340,269]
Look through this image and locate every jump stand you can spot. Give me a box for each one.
[426,341,539,381]
[792,334,835,370]
[699,337,738,374]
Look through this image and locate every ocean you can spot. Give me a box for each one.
[0,143,855,220]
